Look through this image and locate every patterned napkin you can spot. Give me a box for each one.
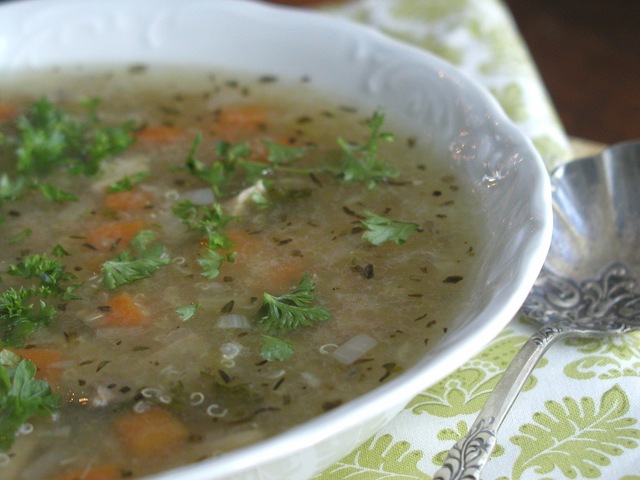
[309,1,640,479]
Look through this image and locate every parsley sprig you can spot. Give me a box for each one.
[107,171,150,193]
[184,110,395,197]
[260,335,293,362]
[0,288,56,348]
[0,350,59,451]
[334,110,398,188]
[13,97,134,176]
[172,200,235,279]
[185,133,310,199]
[1,254,80,347]
[101,231,170,289]
[361,211,419,245]
[257,274,331,331]
[0,97,135,207]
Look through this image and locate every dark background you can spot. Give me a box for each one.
[503,0,640,144]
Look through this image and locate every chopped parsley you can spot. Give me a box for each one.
[260,335,293,361]
[361,211,419,245]
[8,254,76,296]
[176,303,200,321]
[197,249,227,280]
[107,171,150,193]
[173,200,235,279]
[101,231,170,289]
[0,350,59,451]
[38,183,78,203]
[334,110,398,188]
[257,273,331,331]
[1,254,80,347]
[0,288,56,348]
[11,97,135,176]
[0,97,135,206]
[8,228,31,245]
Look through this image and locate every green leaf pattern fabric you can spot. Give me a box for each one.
[315,317,640,479]
[311,1,639,479]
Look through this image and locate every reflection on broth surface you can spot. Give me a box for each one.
[0,67,483,479]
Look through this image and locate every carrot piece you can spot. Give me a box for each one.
[225,228,268,258]
[53,464,121,480]
[224,228,306,293]
[10,348,63,382]
[0,103,18,122]
[134,125,185,143]
[212,105,268,141]
[104,190,153,211]
[262,259,306,294]
[248,135,296,163]
[101,293,148,327]
[86,220,146,252]
[115,407,188,457]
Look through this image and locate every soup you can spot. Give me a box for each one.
[0,67,483,479]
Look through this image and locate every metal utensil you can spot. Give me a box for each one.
[435,140,640,480]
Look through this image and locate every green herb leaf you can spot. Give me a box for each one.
[263,141,309,165]
[0,353,59,451]
[197,249,227,280]
[12,97,135,177]
[38,183,78,203]
[257,273,331,331]
[176,303,200,321]
[173,200,235,279]
[361,211,419,245]
[107,171,150,193]
[0,288,56,348]
[101,231,169,289]
[8,254,75,294]
[173,201,234,246]
[8,228,32,245]
[184,134,237,196]
[51,244,70,258]
[335,110,397,188]
[1,254,80,347]
[260,335,293,361]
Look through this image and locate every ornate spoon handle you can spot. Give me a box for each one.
[433,323,572,480]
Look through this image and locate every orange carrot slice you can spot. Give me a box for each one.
[101,293,148,328]
[10,348,63,382]
[0,103,18,122]
[86,220,146,252]
[104,190,153,211]
[115,407,188,457]
[134,125,185,143]
[212,105,268,141]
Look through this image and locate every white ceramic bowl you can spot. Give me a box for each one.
[0,1,552,479]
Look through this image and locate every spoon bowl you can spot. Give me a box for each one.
[436,140,640,480]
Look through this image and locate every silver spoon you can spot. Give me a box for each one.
[434,140,640,480]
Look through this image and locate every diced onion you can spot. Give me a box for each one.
[331,334,378,365]
[300,372,321,388]
[217,314,252,329]
[18,423,33,435]
[182,188,215,205]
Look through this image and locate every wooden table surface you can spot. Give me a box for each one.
[503,0,639,145]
